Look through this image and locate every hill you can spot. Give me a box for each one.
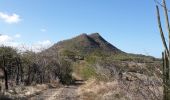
[40,33,160,80]
[0,33,162,100]
[44,33,122,56]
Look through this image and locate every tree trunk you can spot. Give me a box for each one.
[2,55,8,90]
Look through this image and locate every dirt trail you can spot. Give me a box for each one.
[30,81,84,100]
[54,85,79,100]
[30,88,63,100]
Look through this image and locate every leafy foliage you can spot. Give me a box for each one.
[58,59,73,85]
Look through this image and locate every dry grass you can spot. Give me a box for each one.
[77,76,163,100]
[3,84,48,98]
[78,78,120,100]
[1,82,61,99]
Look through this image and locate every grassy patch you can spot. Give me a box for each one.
[85,56,97,64]
[81,65,97,80]
[72,61,98,80]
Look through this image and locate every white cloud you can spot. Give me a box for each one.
[0,12,21,24]
[37,40,51,46]
[0,34,53,52]
[0,35,12,42]
[14,34,21,38]
[0,34,20,48]
[31,40,52,52]
[40,28,47,32]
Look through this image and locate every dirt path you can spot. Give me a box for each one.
[30,88,64,100]
[30,81,83,100]
[54,85,79,100]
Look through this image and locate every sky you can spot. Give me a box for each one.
[0,0,169,58]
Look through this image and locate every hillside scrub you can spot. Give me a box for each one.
[0,33,163,99]
[78,77,162,100]
[0,46,73,93]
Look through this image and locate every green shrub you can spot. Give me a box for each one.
[81,66,97,80]
[85,56,97,64]
[62,50,75,57]
[58,59,73,85]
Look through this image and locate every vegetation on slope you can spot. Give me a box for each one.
[0,33,162,99]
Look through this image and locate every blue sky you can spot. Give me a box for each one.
[0,0,169,57]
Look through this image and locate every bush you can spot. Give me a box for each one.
[58,59,73,85]
[81,66,97,80]
[85,56,97,64]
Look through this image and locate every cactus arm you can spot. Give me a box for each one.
[162,0,170,44]
[156,5,169,56]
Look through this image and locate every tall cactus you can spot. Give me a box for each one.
[156,0,170,99]
[162,51,170,99]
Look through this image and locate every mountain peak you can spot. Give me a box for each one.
[45,33,123,56]
[79,33,88,36]
[75,33,88,39]
[89,33,102,37]
[90,33,100,36]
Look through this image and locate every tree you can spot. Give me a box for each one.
[58,59,73,84]
[0,46,19,90]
